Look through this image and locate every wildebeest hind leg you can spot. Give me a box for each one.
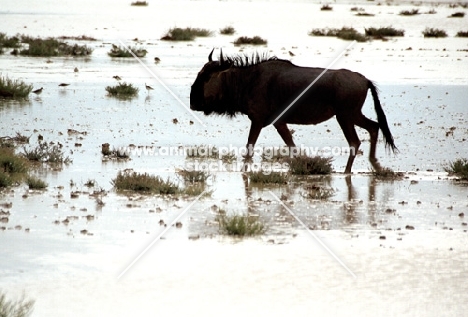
[273,122,296,147]
[355,114,382,172]
[336,115,361,174]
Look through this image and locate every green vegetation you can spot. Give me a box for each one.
[221,152,236,164]
[217,212,265,236]
[422,28,448,38]
[108,45,147,57]
[21,141,71,164]
[248,171,288,184]
[287,156,333,175]
[456,30,468,37]
[19,38,92,56]
[220,26,236,35]
[308,27,367,42]
[399,9,419,16]
[177,168,210,183]
[365,26,405,37]
[26,175,48,189]
[371,167,404,180]
[0,33,21,52]
[112,171,178,194]
[0,291,35,317]
[105,82,139,98]
[161,27,212,41]
[131,1,148,6]
[445,158,468,180]
[0,75,33,99]
[233,36,268,45]
[0,147,29,187]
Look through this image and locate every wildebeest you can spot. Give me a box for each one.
[190,49,397,173]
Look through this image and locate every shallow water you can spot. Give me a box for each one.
[1,0,468,316]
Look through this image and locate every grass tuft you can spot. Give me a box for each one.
[21,141,71,164]
[19,38,92,56]
[220,26,236,35]
[365,26,405,37]
[217,212,265,236]
[233,36,268,45]
[445,158,468,180]
[0,75,33,99]
[131,1,148,6]
[26,175,48,189]
[456,30,468,37]
[248,171,288,184]
[422,28,448,38]
[449,12,465,18]
[371,167,404,180]
[287,156,333,175]
[0,291,35,317]
[309,27,367,42]
[177,168,210,183]
[105,82,139,98]
[112,171,178,194]
[108,45,147,57]
[399,9,419,16]
[161,27,212,41]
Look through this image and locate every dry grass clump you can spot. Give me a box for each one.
[112,171,178,194]
[365,26,405,37]
[131,1,148,6]
[456,30,468,37]
[320,4,333,11]
[287,156,333,175]
[0,291,35,317]
[108,44,147,57]
[220,26,236,35]
[448,12,465,18]
[105,82,139,98]
[233,36,268,45]
[161,27,212,41]
[308,27,367,42]
[19,38,92,56]
[177,168,210,183]
[217,211,265,236]
[21,141,71,164]
[399,9,419,16]
[422,28,448,38]
[185,145,218,159]
[26,175,48,189]
[248,171,288,184]
[445,158,468,180]
[371,167,404,180]
[0,75,32,98]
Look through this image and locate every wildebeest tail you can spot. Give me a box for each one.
[368,80,397,152]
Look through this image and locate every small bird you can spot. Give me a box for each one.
[113,75,122,81]
[145,83,154,93]
[32,87,43,94]
[58,83,70,87]
[154,57,161,64]
[288,51,295,57]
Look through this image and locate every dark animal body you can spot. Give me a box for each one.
[190,50,397,173]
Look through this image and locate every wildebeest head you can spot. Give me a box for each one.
[190,49,232,115]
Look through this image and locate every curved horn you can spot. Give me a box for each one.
[220,48,224,64]
[208,48,214,62]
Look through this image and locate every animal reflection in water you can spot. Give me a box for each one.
[190,49,397,174]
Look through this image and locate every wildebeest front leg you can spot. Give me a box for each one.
[245,121,263,157]
[273,122,296,147]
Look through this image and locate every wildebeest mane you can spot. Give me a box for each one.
[219,52,289,68]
